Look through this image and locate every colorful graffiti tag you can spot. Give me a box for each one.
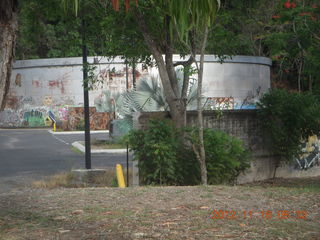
[295,135,320,169]
[204,97,235,110]
[23,110,45,127]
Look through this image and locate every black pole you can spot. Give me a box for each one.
[82,18,91,169]
[125,61,129,186]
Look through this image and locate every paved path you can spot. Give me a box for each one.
[0,129,131,192]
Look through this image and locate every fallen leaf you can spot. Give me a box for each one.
[214,235,236,238]
[161,221,178,227]
[171,205,189,210]
[58,230,70,234]
[71,210,84,215]
[53,216,67,221]
[239,223,246,227]
[101,211,117,215]
[132,232,147,238]
[200,206,210,209]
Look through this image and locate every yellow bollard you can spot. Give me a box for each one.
[116,164,126,188]
[53,123,56,132]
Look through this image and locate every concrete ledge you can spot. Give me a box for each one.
[72,141,127,154]
[49,130,109,135]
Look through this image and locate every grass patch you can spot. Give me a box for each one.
[91,138,127,150]
[32,168,133,189]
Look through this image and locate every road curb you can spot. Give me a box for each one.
[72,141,127,154]
[49,130,109,135]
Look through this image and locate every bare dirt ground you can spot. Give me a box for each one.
[0,177,319,240]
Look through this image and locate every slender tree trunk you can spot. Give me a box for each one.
[0,2,18,110]
[195,26,209,185]
[309,75,312,92]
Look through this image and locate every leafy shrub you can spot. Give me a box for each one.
[127,119,250,185]
[127,119,198,185]
[257,89,320,161]
[203,129,250,184]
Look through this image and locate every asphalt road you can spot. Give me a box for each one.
[0,129,131,192]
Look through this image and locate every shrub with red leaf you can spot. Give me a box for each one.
[284,1,291,9]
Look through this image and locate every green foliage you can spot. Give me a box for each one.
[203,129,250,184]
[16,0,83,59]
[158,0,220,42]
[127,119,250,185]
[127,119,196,185]
[263,0,320,91]
[257,89,320,161]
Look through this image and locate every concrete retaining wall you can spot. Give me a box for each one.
[134,110,320,183]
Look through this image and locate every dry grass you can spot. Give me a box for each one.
[32,172,75,189]
[1,177,319,240]
[32,168,132,189]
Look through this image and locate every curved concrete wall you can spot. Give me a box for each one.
[0,55,271,127]
[200,55,271,109]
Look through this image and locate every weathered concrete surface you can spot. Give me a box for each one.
[71,169,107,185]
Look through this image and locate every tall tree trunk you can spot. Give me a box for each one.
[196,26,209,185]
[135,10,187,128]
[0,0,18,110]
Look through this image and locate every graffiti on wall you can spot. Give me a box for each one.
[43,96,53,106]
[204,97,235,110]
[0,110,22,127]
[21,96,33,104]
[96,66,148,92]
[47,72,70,94]
[236,86,262,109]
[65,107,110,131]
[295,135,320,170]
[0,105,109,130]
[23,110,46,127]
[5,92,20,110]
[57,107,69,121]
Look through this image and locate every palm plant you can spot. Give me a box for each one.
[95,71,198,126]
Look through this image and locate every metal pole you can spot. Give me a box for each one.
[126,144,129,186]
[82,18,91,169]
[125,60,129,186]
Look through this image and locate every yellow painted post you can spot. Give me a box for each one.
[116,164,126,188]
[53,123,56,132]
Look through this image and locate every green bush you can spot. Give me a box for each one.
[257,89,320,161]
[204,129,250,184]
[127,119,198,185]
[127,119,250,185]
